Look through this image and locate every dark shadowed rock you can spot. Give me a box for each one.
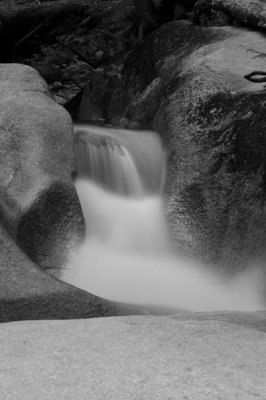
[0,312,265,399]
[76,68,112,123]
[113,21,266,272]
[0,222,140,322]
[0,0,136,107]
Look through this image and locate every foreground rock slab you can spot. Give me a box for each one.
[1,312,265,399]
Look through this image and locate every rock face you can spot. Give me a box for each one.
[0,221,138,322]
[113,20,266,273]
[1,312,266,399]
[194,0,266,30]
[0,63,143,321]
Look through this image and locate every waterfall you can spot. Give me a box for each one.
[73,124,166,195]
[62,124,265,312]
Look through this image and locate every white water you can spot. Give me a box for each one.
[62,125,265,312]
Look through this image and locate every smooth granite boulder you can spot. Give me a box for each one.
[0,312,265,399]
[114,21,266,273]
[0,63,83,273]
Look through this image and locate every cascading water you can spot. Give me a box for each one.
[62,124,265,312]
[73,124,166,195]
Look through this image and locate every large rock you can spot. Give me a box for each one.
[0,63,143,321]
[0,312,265,399]
[0,63,83,273]
[114,21,266,272]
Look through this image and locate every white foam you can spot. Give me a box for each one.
[62,179,265,312]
